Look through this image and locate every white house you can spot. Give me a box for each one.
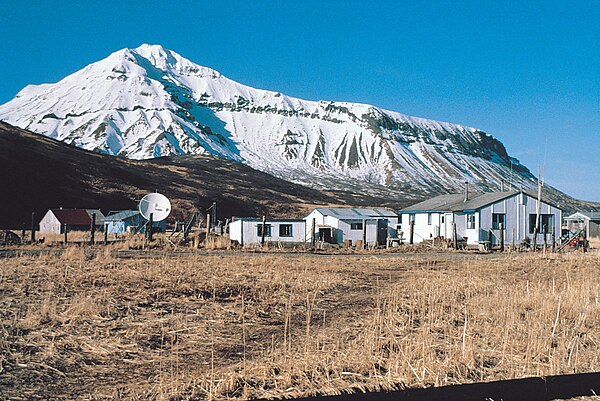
[40,209,104,234]
[564,212,600,239]
[229,218,306,246]
[400,190,562,247]
[304,207,399,246]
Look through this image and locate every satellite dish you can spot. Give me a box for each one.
[139,192,171,222]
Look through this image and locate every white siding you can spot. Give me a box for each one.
[230,220,306,246]
[398,212,442,243]
[39,211,61,234]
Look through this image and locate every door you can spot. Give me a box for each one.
[377,219,388,245]
[318,227,333,243]
[444,213,454,239]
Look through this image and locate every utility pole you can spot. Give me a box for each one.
[261,215,267,246]
[147,213,154,242]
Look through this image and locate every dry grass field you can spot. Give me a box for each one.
[0,248,599,400]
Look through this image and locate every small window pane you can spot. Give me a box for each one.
[350,222,363,230]
[466,213,475,229]
[492,214,505,230]
[279,224,293,237]
[257,224,271,237]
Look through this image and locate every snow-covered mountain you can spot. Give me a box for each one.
[0,44,536,196]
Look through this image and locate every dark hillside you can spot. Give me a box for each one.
[1,122,596,229]
[0,122,398,228]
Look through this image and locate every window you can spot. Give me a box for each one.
[257,224,271,237]
[279,224,293,237]
[529,214,554,234]
[441,215,445,224]
[466,213,476,229]
[350,222,363,230]
[427,213,432,225]
[492,213,505,230]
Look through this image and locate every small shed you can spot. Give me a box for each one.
[104,210,166,234]
[565,212,600,239]
[229,218,306,246]
[304,208,399,246]
[39,209,95,234]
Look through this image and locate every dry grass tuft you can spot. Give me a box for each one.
[205,234,232,250]
[588,237,600,250]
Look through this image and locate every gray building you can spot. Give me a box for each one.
[104,210,166,234]
[304,207,399,246]
[564,212,600,239]
[400,190,562,247]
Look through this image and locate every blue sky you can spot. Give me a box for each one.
[1,1,598,201]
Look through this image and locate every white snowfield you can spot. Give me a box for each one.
[0,44,534,193]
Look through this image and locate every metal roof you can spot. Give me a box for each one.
[105,210,141,221]
[401,191,532,213]
[231,218,305,222]
[51,209,92,225]
[312,207,398,219]
[85,209,105,224]
[566,211,600,220]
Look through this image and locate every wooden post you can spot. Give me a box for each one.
[63,224,68,244]
[552,233,556,253]
[453,223,458,250]
[104,228,108,245]
[147,213,153,242]
[499,222,504,252]
[261,215,267,246]
[206,213,211,239]
[510,227,515,252]
[89,213,96,245]
[362,219,367,249]
[211,201,217,229]
[21,223,26,242]
[30,212,36,243]
[409,218,414,245]
[543,224,548,252]
[311,218,316,246]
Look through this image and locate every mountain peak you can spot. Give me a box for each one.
[128,44,178,68]
[134,43,170,53]
[116,44,222,79]
[0,45,536,197]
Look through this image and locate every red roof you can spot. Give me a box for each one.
[51,209,92,225]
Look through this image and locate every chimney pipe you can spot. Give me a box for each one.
[464,182,469,203]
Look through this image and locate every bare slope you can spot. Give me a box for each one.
[0,121,405,229]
